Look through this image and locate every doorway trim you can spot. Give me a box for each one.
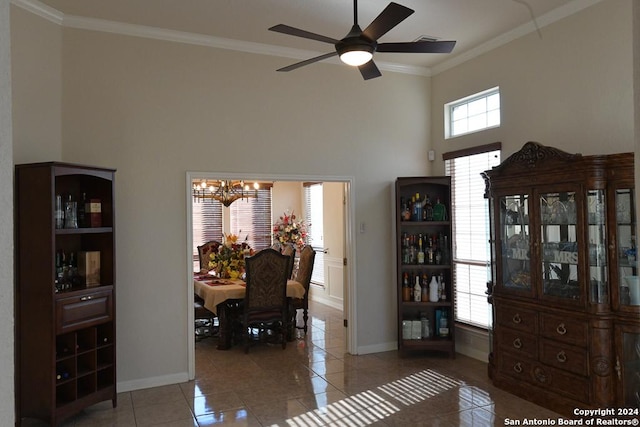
[186,171,357,379]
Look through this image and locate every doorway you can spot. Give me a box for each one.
[185,171,357,379]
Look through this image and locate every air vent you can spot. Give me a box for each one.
[414,35,439,43]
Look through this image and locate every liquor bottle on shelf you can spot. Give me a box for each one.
[402,273,411,301]
[439,310,450,337]
[429,275,439,302]
[401,198,411,221]
[442,235,450,264]
[63,194,78,229]
[421,273,429,302]
[413,276,422,302]
[424,195,433,221]
[420,313,431,339]
[433,197,447,221]
[417,235,425,265]
[412,193,422,221]
[439,273,447,301]
[55,194,64,229]
[78,192,87,227]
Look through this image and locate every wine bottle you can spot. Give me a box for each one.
[78,193,87,227]
[413,276,422,302]
[421,273,429,302]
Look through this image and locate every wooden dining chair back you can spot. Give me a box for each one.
[281,244,296,279]
[197,240,221,272]
[243,248,291,353]
[291,245,316,334]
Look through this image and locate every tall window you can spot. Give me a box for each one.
[192,184,272,270]
[304,183,325,285]
[445,87,500,139]
[444,143,501,329]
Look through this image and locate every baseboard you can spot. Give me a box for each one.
[309,294,343,311]
[117,372,189,393]
[356,341,397,355]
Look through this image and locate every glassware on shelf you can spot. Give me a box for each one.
[63,195,78,229]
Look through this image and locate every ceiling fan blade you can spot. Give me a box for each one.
[362,2,414,41]
[377,40,456,54]
[269,24,340,44]
[358,60,382,80]
[276,52,339,72]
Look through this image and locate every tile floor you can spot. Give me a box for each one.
[23,301,565,426]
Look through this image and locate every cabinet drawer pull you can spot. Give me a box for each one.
[556,323,567,335]
[512,314,522,324]
[513,338,522,349]
[513,362,523,374]
[556,351,567,363]
[80,296,93,301]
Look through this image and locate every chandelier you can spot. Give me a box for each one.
[192,179,259,207]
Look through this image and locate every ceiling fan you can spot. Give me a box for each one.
[269,0,456,80]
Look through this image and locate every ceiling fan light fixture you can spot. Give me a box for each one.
[339,48,373,66]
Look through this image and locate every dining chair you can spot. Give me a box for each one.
[242,248,291,353]
[197,240,221,272]
[281,244,296,279]
[194,295,217,341]
[290,245,316,334]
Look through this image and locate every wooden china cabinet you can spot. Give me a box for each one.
[15,162,117,426]
[395,176,455,357]
[482,142,639,416]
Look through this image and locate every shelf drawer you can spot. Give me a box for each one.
[56,288,113,334]
[539,338,588,376]
[539,313,587,347]
[495,304,538,334]
[496,327,537,358]
[499,352,590,404]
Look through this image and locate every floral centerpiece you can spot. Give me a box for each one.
[209,233,254,279]
[273,211,309,250]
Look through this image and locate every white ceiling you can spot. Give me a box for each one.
[32,0,592,73]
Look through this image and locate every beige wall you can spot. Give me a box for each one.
[10,6,62,162]
[0,0,13,423]
[272,182,303,226]
[54,27,430,384]
[6,0,636,395]
[431,0,634,173]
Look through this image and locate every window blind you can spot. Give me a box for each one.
[444,143,501,329]
[230,187,272,251]
[304,183,325,285]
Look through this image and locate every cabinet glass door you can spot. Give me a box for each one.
[587,190,608,304]
[540,191,580,300]
[616,188,637,307]
[499,194,531,291]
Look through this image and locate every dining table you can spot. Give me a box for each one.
[193,273,305,349]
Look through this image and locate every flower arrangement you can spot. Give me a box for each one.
[209,233,254,279]
[273,211,309,250]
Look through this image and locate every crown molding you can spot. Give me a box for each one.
[13,0,599,79]
[431,0,603,75]
[11,0,62,24]
[12,0,429,78]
